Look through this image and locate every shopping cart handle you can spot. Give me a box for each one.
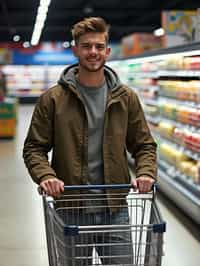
[63,183,156,192]
[63,184,132,190]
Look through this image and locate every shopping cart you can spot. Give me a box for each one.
[41,184,166,266]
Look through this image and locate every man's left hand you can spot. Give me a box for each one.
[132,176,155,193]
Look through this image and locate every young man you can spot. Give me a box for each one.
[23,17,157,265]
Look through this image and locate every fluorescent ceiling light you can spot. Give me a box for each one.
[40,0,51,6]
[31,0,51,46]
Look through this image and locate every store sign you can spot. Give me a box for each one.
[13,49,77,65]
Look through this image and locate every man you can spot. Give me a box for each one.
[23,17,157,265]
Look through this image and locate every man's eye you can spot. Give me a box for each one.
[96,45,105,50]
[82,44,90,48]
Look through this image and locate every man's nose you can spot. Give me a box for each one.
[90,45,97,54]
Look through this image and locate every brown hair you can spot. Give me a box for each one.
[71,17,110,45]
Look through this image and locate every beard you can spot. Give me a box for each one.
[78,57,106,72]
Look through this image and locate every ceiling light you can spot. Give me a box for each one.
[63,42,70,48]
[13,35,20,42]
[40,0,51,6]
[23,41,31,48]
[83,6,93,14]
[31,0,51,46]
[154,28,165,37]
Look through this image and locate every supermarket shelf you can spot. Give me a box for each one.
[156,116,200,134]
[155,133,200,161]
[158,96,200,109]
[159,159,200,196]
[143,98,158,106]
[132,85,159,92]
[132,72,158,79]
[146,115,160,125]
[115,41,200,225]
[146,113,200,134]
[158,70,200,78]
[143,95,200,109]
[158,164,200,225]
[183,148,200,162]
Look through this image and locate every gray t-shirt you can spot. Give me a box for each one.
[76,79,108,189]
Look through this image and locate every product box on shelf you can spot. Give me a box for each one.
[162,10,197,47]
[121,33,162,57]
[0,97,18,138]
[0,118,16,137]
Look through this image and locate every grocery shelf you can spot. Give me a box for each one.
[183,148,200,162]
[111,41,200,224]
[132,85,159,92]
[158,162,200,225]
[146,115,160,125]
[158,70,200,78]
[143,96,200,110]
[146,113,200,135]
[156,116,200,134]
[132,72,158,79]
[156,134,200,161]
[143,98,158,106]
[158,96,200,109]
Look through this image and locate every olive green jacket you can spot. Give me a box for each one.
[23,64,157,197]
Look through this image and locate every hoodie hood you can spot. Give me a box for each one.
[58,63,122,92]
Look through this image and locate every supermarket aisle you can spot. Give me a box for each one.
[0,104,199,266]
[0,105,48,266]
[157,193,200,266]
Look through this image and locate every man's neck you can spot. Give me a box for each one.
[77,67,105,87]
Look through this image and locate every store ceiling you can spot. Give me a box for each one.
[0,0,199,43]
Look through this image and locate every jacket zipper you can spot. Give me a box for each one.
[67,83,89,183]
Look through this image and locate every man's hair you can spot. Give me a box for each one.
[71,17,110,45]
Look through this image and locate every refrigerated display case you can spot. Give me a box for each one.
[108,42,200,224]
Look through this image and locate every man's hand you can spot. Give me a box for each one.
[40,178,64,198]
[132,176,155,193]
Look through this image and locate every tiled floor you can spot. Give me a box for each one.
[0,104,199,266]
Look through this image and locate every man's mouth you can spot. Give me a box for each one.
[87,58,99,62]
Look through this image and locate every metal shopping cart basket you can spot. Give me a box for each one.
[41,184,166,266]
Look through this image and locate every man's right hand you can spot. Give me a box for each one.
[40,178,64,198]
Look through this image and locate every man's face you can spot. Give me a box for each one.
[72,32,110,72]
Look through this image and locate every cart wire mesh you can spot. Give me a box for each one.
[42,184,166,266]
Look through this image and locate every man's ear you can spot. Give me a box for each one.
[105,47,111,58]
[72,45,78,57]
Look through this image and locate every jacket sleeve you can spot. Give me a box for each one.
[23,92,57,184]
[126,89,157,180]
